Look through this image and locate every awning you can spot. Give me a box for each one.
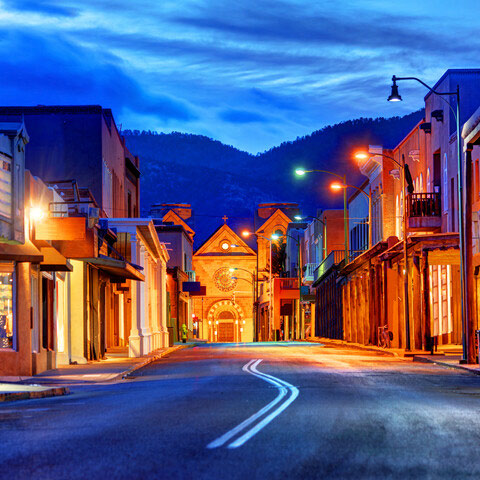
[0,240,43,263]
[34,241,73,272]
[82,256,145,281]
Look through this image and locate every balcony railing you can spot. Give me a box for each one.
[302,263,318,283]
[407,192,441,218]
[314,249,367,283]
[406,192,442,230]
[186,270,196,282]
[278,278,299,290]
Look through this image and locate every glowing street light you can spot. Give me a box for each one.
[387,74,470,362]
[295,167,349,261]
[329,181,372,249]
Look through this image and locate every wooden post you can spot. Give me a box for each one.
[421,250,432,353]
[465,144,476,363]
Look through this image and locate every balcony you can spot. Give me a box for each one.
[278,278,299,290]
[185,270,196,282]
[314,250,345,283]
[407,192,442,231]
[302,263,318,284]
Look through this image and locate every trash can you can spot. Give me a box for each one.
[167,326,174,347]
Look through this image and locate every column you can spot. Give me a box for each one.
[139,246,152,354]
[128,232,141,357]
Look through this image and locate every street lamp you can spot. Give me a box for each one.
[272,231,304,340]
[294,214,327,261]
[295,168,349,263]
[229,267,256,336]
[330,181,372,250]
[354,149,413,351]
[388,75,470,363]
[242,230,274,341]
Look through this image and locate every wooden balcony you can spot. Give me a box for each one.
[407,193,442,231]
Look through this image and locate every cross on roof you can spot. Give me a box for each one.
[222,215,228,224]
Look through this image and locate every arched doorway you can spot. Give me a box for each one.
[207,300,245,343]
[217,310,235,342]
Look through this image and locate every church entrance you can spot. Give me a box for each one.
[217,310,235,342]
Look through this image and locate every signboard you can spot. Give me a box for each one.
[189,286,207,296]
[182,281,201,293]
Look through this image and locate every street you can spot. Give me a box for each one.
[2,343,480,479]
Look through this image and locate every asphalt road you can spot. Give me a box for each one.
[2,342,480,480]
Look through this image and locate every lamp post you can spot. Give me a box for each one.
[272,231,303,340]
[294,214,327,261]
[295,169,349,263]
[229,267,255,340]
[242,231,273,341]
[330,182,372,250]
[354,149,412,351]
[388,75,470,362]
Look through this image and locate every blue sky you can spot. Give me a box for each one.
[0,0,478,153]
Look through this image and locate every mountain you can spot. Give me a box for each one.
[122,109,424,243]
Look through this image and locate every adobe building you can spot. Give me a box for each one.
[192,223,256,343]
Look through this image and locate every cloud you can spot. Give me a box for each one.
[2,0,79,17]
[219,109,270,124]
[66,27,380,75]
[170,0,480,56]
[0,29,196,122]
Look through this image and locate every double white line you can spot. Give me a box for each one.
[207,359,299,449]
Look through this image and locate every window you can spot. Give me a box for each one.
[419,173,423,193]
[102,158,113,216]
[427,168,431,191]
[443,153,448,213]
[0,152,12,219]
[474,158,480,201]
[0,262,15,349]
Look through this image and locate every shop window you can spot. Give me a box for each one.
[0,262,15,349]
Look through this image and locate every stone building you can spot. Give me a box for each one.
[193,223,256,343]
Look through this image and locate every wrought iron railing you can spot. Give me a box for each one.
[406,192,441,218]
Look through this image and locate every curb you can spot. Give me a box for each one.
[413,355,480,375]
[120,345,187,380]
[306,337,399,357]
[0,386,70,403]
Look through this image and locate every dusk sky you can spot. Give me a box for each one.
[1,0,478,153]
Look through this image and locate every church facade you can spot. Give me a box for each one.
[193,224,256,343]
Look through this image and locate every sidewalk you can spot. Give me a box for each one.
[0,344,186,402]
[307,337,402,357]
[413,354,480,375]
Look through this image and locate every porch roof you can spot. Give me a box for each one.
[82,256,145,281]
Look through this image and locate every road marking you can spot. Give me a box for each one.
[207,359,299,449]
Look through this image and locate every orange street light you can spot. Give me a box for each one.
[242,230,251,237]
[330,182,343,191]
[330,182,372,249]
[354,151,369,161]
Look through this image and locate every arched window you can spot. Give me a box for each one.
[426,168,431,191]
[396,194,401,238]
[419,173,424,193]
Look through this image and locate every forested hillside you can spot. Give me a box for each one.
[123,109,424,243]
